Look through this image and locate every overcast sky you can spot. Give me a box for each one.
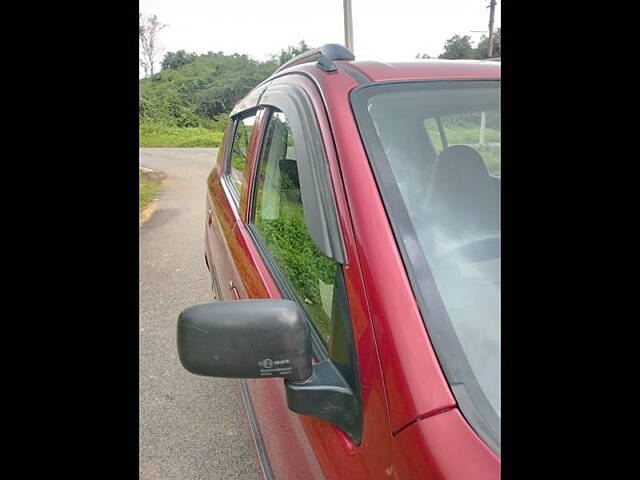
[140,0,500,75]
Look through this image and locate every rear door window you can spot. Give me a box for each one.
[225,112,257,204]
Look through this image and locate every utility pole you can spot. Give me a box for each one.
[343,0,354,53]
[487,0,497,57]
[480,0,497,145]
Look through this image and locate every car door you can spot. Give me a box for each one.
[217,74,395,479]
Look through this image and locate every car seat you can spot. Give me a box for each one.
[422,145,500,262]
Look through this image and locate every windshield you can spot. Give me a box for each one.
[351,80,501,453]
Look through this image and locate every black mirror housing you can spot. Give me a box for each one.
[177,299,312,382]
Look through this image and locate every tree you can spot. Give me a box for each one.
[474,28,501,59]
[162,50,197,71]
[438,34,474,59]
[139,14,167,77]
[273,40,311,66]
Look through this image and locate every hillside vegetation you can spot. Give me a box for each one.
[139,43,309,147]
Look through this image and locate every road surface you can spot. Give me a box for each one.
[139,148,262,480]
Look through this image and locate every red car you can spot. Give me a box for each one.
[178,44,500,479]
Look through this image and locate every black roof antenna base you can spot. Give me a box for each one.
[316,56,338,72]
[275,43,355,74]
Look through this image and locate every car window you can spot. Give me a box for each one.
[226,112,256,201]
[251,110,338,344]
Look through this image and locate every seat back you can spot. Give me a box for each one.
[425,145,499,239]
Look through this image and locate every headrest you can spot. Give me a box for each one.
[431,145,490,184]
[425,145,495,236]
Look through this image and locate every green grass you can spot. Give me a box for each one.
[477,145,501,176]
[139,122,224,148]
[139,171,162,211]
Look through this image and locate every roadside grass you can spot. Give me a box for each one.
[140,122,224,148]
[140,170,163,211]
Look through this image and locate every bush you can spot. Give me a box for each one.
[139,43,309,148]
[140,51,277,126]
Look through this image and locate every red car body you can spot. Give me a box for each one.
[203,54,500,479]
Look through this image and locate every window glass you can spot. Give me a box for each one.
[252,110,337,344]
[227,113,256,197]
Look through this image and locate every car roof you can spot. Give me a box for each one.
[230,56,499,116]
[333,59,500,82]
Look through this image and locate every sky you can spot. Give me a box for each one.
[139,0,501,76]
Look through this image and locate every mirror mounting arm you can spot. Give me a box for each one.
[285,360,362,445]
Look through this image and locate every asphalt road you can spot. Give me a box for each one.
[139,148,262,480]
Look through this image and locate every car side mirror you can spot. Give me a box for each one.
[177,299,312,382]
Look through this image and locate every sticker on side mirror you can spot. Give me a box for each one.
[258,358,293,377]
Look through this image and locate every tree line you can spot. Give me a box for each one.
[417,29,501,60]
